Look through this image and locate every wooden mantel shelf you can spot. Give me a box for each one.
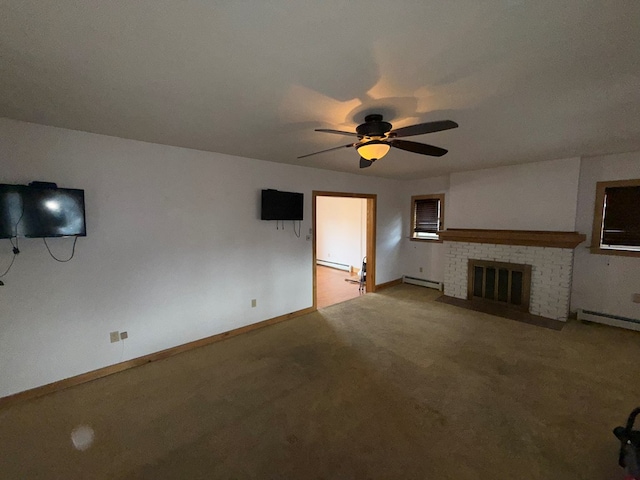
[438,229,586,249]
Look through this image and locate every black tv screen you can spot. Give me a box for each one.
[261,189,303,221]
[0,183,87,238]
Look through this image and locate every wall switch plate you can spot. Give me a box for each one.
[110,331,120,343]
[120,331,128,340]
[419,267,423,273]
[251,299,257,308]
[633,293,640,304]
[308,228,313,235]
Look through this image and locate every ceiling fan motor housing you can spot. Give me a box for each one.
[356,114,392,138]
[300,114,457,166]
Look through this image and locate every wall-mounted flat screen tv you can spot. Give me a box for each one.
[261,189,304,221]
[0,183,87,238]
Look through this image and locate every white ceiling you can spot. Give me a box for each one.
[1,1,639,179]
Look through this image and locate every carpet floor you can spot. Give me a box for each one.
[1,284,638,479]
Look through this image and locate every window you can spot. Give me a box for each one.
[591,179,640,257]
[410,194,444,242]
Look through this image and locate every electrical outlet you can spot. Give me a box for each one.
[251,299,257,308]
[110,331,120,343]
[306,235,311,241]
[419,267,423,273]
[633,293,640,304]
[120,331,128,340]
[308,228,313,235]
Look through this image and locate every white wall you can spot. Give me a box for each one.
[447,157,581,231]
[571,152,640,319]
[316,197,366,269]
[3,116,635,398]
[0,118,404,398]
[400,154,640,320]
[399,158,583,282]
[399,175,449,283]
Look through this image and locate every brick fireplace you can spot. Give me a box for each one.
[439,230,586,321]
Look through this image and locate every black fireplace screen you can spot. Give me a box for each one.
[468,260,531,311]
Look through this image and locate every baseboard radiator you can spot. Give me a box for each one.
[316,259,350,272]
[403,276,443,291]
[577,309,640,332]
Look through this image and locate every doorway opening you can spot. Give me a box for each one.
[313,191,377,309]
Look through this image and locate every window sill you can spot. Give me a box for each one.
[590,246,640,258]
[410,236,443,243]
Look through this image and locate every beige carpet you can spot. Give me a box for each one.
[1,284,638,479]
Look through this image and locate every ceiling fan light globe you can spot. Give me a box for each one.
[357,141,390,161]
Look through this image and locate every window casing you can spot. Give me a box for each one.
[591,179,640,257]
[410,194,444,242]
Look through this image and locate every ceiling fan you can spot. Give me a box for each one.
[298,114,458,168]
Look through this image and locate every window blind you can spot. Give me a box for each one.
[414,198,440,233]
[602,186,640,246]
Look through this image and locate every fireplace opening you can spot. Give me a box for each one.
[468,259,532,312]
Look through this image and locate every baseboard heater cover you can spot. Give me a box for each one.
[577,309,640,332]
[403,276,443,291]
[316,259,350,271]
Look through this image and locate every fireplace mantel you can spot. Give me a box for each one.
[438,229,586,249]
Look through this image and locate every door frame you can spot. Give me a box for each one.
[312,191,377,310]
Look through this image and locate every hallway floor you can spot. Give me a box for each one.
[316,265,363,309]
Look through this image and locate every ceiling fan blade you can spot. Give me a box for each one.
[315,128,358,137]
[297,142,356,159]
[359,157,374,169]
[389,120,458,138]
[390,139,448,157]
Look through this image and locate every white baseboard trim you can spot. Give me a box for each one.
[317,259,350,271]
[577,309,640,332]
[403,276,443,291]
